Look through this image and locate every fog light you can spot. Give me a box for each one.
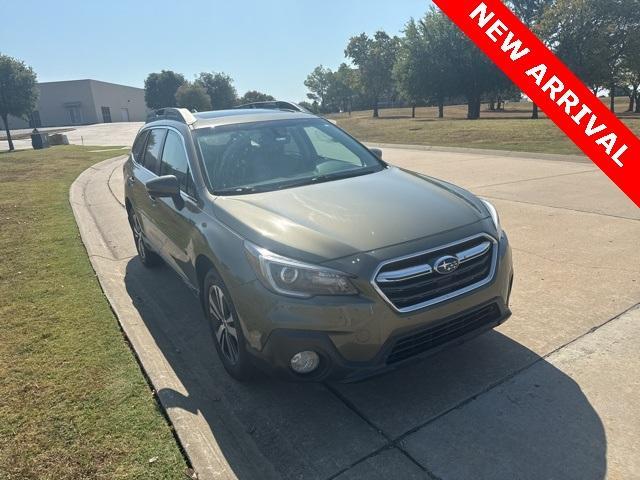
[290,351,320,374]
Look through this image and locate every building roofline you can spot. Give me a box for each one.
[37,79,143,90]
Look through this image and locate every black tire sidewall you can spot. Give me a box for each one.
[128,209,161,267]
[203,269,254,380]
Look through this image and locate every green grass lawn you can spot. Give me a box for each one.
[0,146,187,479]
[331,100,640,155]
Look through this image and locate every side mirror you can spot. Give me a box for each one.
[370,147,383,159]
[146,175,180,198]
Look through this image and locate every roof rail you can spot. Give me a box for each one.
[233,100,310,113]
[146,107,197,125]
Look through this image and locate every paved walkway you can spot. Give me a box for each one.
[1,122,144,150]
[71,147,640,479]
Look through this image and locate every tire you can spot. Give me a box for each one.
[203,269,255,381]
[128,209,162,268]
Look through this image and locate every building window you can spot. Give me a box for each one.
[101,106,112,123]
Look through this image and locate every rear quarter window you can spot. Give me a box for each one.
[131,130,149,163]
[142,128,167,175]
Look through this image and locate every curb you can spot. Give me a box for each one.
[69,156,277,480]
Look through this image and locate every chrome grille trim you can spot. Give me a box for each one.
[376,263,433,283]
[456,240,491,263]
[371,233,498,313]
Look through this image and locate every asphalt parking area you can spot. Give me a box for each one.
[71,147,640,480]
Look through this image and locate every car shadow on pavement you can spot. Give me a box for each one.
[123,258,606,480]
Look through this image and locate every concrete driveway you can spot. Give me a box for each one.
[70,146,640,480]
[1,122,143,150]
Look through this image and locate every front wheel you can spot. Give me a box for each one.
[203,269,255,381]
[129,210,162,268]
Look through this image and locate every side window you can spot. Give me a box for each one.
[131,130,149,164]
[160,130,190,193]
[142,128,167,174]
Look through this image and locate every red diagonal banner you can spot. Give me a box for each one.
[432,0,640,207]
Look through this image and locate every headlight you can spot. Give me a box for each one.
[481,199,501,234]
[244,241,357,298]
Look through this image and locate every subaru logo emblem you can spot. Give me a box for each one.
[434,255,460,275]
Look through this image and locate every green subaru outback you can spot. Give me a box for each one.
[124,107,513,382]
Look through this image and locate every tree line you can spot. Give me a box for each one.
[144,70,276,112]
[304,0,640,119]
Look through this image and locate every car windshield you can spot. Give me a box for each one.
[194,118,384,195]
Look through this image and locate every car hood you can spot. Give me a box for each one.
[213,167,487,262]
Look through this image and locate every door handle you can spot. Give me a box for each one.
[127,175,135,186]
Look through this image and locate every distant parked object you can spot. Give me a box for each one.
[30,129,49,149]
[234,100,311,113]
[48,132,69,145]
[7,79,148,129]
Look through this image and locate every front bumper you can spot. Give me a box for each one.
[251,298,511,382]
[232,229,514,382]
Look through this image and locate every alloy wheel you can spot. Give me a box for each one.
[208,285,239,364]
[131,214,147,262]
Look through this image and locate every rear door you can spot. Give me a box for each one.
[131,127,167,251]
[127,129,149,220]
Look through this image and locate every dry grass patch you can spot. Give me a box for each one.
[0,146,187,479]
[330,100,640,155]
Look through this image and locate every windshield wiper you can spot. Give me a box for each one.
[213,168,381,196]
[214,177,313,195]
[309,167,379,184]
[213,186,264,196]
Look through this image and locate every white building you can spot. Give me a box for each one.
[7,79,148,129]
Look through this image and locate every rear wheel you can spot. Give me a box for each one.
[129,209,162,267]
[203,269,255,381]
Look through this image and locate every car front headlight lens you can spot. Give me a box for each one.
[244,241,357,298]
[481,199,501,234]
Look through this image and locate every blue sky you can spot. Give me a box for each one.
[1,0,429,102]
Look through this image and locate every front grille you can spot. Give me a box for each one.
[386,303,501,364]
[374,234,496,312]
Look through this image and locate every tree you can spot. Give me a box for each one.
[0,54,38,151]
[622,32,640,112]
[238,90,275,104]
[425,10,503,119]
[328,64,359,114]
[394,11,461,119]
[621,66,640,112]
[599,0,640,113]
[539,0,640,112]
[175,82,211,111]
[345,31,400,118]
[304,63,362,114]
[195,72,237,110]
[297,100,319,113]
[542,1,609,93]
[144,70,185,109]
[454,32,506,119]
[419,10,461,118]
[394,19,428,118]
[393,9,503,120]
[508,0,553,118]
[304,65,333,111]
